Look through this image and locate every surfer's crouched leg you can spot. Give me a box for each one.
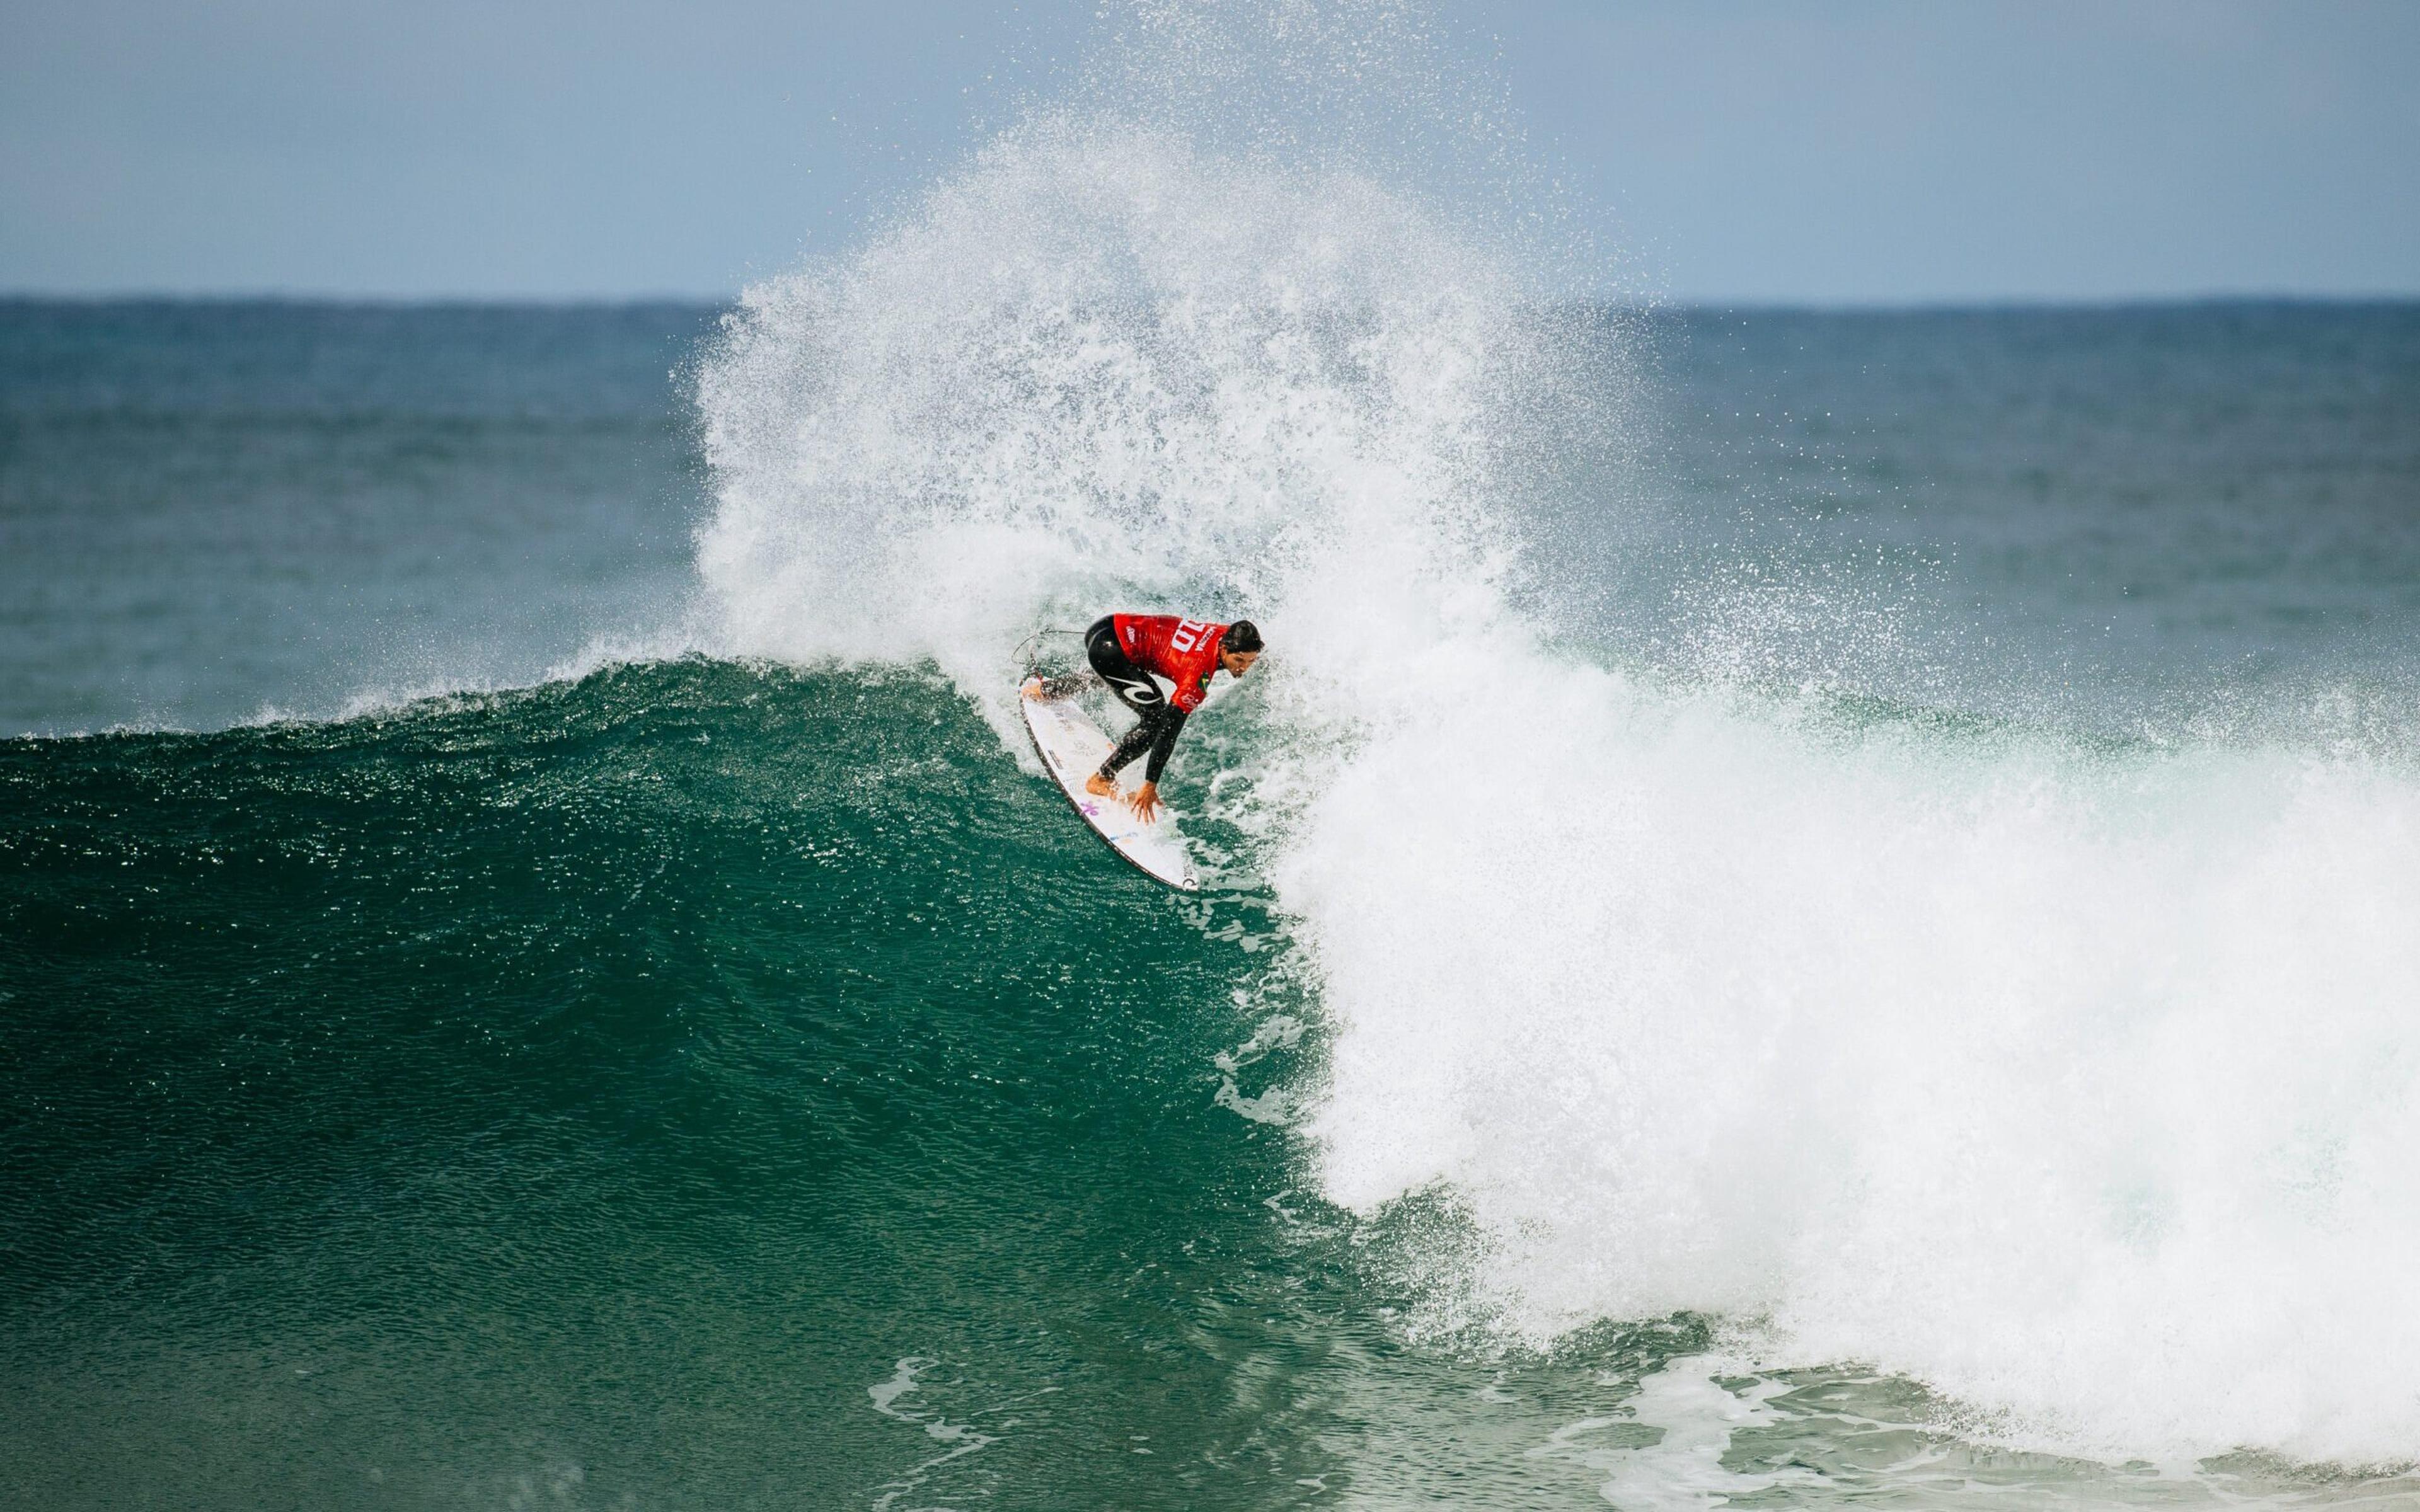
[1086,620,1164,717]
[1034,672,1097,699]
[1099,707,1168,781]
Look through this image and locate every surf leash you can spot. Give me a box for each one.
[1012,625,1086,679]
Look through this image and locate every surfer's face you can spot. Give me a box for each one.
[1221,648,1260,678]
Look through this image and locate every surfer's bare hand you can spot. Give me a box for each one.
[1021,677,1045,701]
[1128,782,1162,823]
[1084,772,1117,799]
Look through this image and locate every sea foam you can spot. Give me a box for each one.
[691,64,2420,1477]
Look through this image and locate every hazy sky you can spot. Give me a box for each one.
[3,0,2412,304]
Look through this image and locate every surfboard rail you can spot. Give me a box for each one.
[1019,679,1200,891]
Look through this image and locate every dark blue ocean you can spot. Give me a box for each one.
[10,299,2416,741]
[6,274,2420,1509]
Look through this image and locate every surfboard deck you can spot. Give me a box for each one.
[1020,677,1199,891]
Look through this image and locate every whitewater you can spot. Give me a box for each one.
[688,100,2420,1483]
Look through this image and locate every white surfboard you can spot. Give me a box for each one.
[1020,677,1199,891]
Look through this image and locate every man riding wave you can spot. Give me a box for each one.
[1023,614,1264,823]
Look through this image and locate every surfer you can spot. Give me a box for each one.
[1023,615,1262,822]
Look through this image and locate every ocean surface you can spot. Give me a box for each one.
[7,198,2420,1512]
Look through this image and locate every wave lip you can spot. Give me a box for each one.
[685,34,2420,1472]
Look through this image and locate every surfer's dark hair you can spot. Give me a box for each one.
[1221,621,1263,655]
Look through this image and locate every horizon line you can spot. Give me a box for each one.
[6,289,2419,315]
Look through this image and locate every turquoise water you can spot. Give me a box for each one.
[1,663,1323,1505]
[12,662,2419,1508]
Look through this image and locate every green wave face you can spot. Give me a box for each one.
[11,668,2418,1511]
[0,661,1361,1507]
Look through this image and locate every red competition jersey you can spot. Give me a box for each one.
[1112,614,1229,713]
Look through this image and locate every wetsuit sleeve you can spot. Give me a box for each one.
[1143,706,1188,784]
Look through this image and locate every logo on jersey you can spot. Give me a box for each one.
[1167,618,1211,653]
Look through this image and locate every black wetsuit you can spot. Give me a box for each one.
[1084,614,1189,785]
